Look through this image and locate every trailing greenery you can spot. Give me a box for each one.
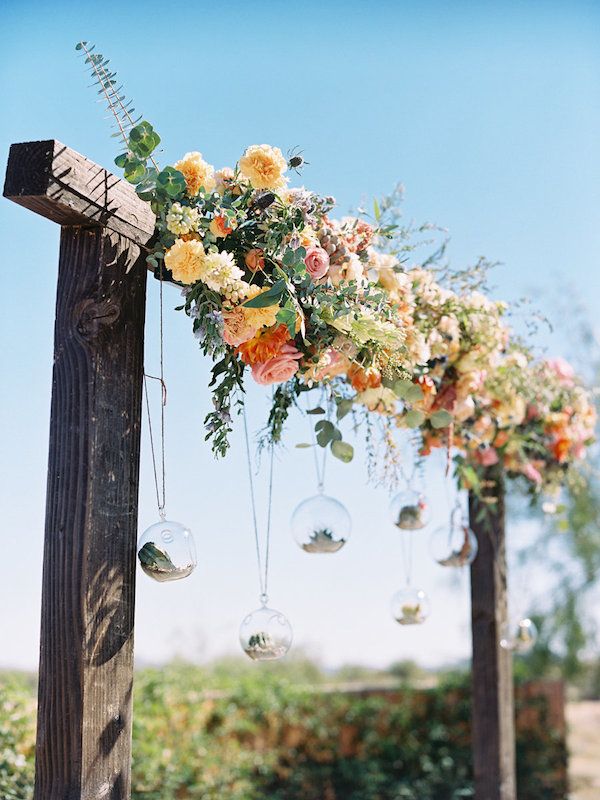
[0,664,567,800]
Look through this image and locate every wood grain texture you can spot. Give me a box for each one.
[34,227,146,800]
[469,468,516,800]
[3,140,155,246]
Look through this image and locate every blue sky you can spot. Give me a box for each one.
[1,0,599,670]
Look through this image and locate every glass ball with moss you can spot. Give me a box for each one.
[389,489,430,531]
[137,519,196,582]
[391,587,431,626]
[500,617,538,654]
[291,494,351,553]
[430,508,478,568]
[239,602,293,661]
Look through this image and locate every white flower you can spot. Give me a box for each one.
[200,251,243,293]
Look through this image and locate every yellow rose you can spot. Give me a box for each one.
[239,144,288,190]
[173,152,216,196]
[164,238,206,285]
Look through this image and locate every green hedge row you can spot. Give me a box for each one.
[0,666,567,800]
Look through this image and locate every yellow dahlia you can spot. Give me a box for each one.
[173,151,216,196]
[164,238,206,285]
[239,144,288,190]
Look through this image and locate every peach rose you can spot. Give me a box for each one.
[304,246,330,280]
[251,343,302,385]
[222,307,258,347]
[245,249,265,272]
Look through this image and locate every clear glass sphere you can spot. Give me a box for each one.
[391,587,430,626]
[430,518,478,567]
[291,494,351,553]
[239,604,293,661]
[500,618,538,654]
[137,519,196,582]
[389,489,430,530]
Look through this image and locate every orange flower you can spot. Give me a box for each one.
[237,324,290,365]
[210,215,234,238]
[494,430,510,448]
[551,438,571,463]
[348,364,382,392]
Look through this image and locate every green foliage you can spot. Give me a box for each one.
[0,674,35,800]
[0,665,567,800]
[76,42,145,152]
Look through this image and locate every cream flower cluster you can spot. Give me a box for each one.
[166,202,201,235]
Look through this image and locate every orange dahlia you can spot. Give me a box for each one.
[237,324,291,366]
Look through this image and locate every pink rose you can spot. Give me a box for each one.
[304,246,330,280]
[546,357,575,387]
[475,446,499,467]
[251,343,303,385]
[522,462,543,485]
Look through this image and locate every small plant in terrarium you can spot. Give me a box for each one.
[391,587,430,626]
[239,604,293,661]
[291,494,351,554]
[431,507,478,568]
[389,489,430,531]
[501,618,538,654]
[302,527,346,553]
[137,520,196,582]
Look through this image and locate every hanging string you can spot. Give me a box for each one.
[243,404,275,604]
[398,430,421,490]
[307,394,327,493]
[143,262,167,520]
[400,533,414,587]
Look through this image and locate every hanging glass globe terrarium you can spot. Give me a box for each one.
[389,488,430,531]
[430,506,478,568]
[137,518,196,582]
[391,586,431,626]
[291,493,351,553]
[239,600,293,661]
[500,618,538,654]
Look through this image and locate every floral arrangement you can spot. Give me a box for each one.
[78,42,596,501]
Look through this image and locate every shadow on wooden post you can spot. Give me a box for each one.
[469,465,516,800]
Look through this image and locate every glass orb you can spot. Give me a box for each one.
[389,489,430,530]
[239,604,293,661]
[137,519,196,582]
[430,518,478,567]
[391,587,430,626]
[291,494,351,553]
[501,618,538,654]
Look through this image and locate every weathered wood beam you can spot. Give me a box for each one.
[3,140,155,247]
[469,467,516,800]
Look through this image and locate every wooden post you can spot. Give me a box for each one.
[4,140,155,800]
[469,466,516,800]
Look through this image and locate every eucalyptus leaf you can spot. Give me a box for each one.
[331,440,354,463]
[404,384,424,403]
[156,167,186,198]
[336,399,354,420]
[405,409,426,428]
[430,409,453,429]
[306,407,326,415]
